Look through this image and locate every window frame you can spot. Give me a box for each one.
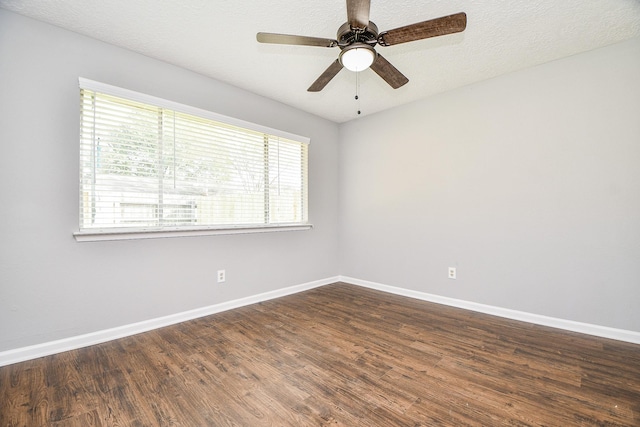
[74,78,311,242]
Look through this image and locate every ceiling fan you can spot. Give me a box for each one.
[257,0,467,92]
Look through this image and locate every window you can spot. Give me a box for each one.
[76,79,309,241]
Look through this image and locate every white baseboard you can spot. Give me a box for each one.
[3,275,638,367]
[339,276,640,345]
[0,276,339,367]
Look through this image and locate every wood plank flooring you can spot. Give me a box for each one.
[1,282,639,426]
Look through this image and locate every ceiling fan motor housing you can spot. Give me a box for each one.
[337,21,379,48]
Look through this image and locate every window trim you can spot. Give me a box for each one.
[73,224,313,242]
[75,78,311,242]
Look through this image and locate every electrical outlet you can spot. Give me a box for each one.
[217,270,226,283]
[448,267,456,280]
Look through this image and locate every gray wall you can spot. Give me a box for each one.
[339,36,640,332]
[0,9,339,351]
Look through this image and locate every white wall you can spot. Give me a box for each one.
[0,9,339,351]
[339,37,640,332]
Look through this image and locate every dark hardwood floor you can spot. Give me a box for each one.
[1,283,639,426]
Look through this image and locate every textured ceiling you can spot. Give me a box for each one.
[2,0,640,123]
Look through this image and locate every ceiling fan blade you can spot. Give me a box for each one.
[346,0,371,29]
[257,32,338,48]
[378,12,467,46]
[308,60,344,92]
[369,54,409,89]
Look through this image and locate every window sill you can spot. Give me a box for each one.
[74,224,313,242]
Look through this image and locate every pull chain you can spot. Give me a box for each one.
[355,71,361,115]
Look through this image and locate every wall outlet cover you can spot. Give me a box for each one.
[217,270,226,283]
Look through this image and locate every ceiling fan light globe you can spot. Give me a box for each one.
[340,44,375,72]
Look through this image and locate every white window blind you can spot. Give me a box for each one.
[77,79,309,240]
